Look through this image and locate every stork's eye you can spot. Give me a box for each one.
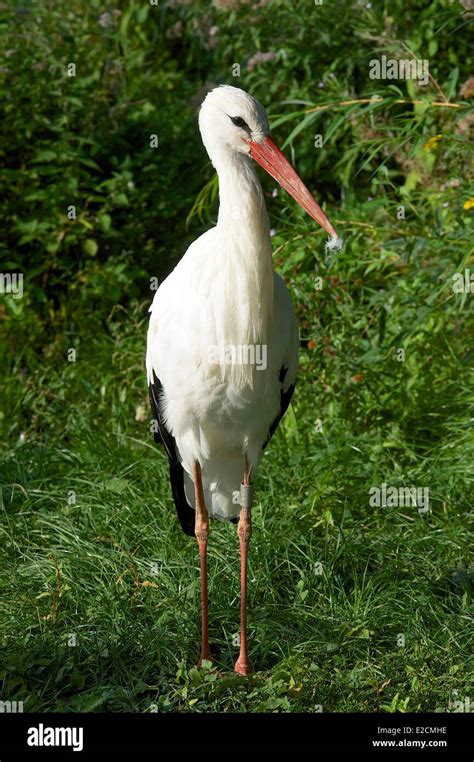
[229,115,250,131]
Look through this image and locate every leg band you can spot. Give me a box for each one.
[240,483,254,509]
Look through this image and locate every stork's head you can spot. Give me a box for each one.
[199,85,269,156]
[198,85,338,240]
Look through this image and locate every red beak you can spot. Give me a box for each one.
[248,136,338,238]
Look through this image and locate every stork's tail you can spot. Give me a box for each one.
[183,457,245,522]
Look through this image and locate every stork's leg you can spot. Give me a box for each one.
[234,456,252,676]
[192,461,213,665]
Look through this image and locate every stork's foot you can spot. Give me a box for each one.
[197,648,214,668]
[234,655,251,676]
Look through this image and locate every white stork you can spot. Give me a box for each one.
[146,85,339,675]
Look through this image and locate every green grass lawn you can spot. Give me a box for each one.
[1,217,472,711]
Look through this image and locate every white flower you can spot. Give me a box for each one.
[99,12,111,28]
[325,236,344,252]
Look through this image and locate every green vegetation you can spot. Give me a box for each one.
[0,0,472,712]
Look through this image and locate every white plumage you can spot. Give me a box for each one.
[146,87,298,520]
[146,85,339,674]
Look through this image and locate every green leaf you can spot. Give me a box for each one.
[428,38,438,57]
[137,5,149,23]
[188,667,201,685]
[105,477,129,494]
[31,150,57,163]
[83,239,98,257]
[99,213,112,233]
[78,157,102,171]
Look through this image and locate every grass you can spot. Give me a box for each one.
[1,212,472,711]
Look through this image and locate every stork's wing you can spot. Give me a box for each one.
[262,366,295,449]
[262,273,298,449]
[148,370,195,536]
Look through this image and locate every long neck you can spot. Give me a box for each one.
[212,151,274,350]
[216,152,271,248]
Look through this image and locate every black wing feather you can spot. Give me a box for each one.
[149,370,195,536]
[262,366,295,450]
